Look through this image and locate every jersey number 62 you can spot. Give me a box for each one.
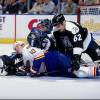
[74,34,82,42]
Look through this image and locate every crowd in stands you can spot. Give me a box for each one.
[0,0,100,14]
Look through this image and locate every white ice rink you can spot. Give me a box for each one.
[0,44,100,99]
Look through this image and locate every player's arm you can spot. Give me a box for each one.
[30,66,37,74]
[72,27,89,72]
[41,37,51,51]
[71,33,84,72]
[0,57,8,76]
[27,28,43,48]
[25,60,37,77]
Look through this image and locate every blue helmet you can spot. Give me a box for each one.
[39,19,53,34]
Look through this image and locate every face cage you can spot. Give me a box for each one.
[37,23,48,31]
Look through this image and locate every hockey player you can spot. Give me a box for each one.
[0,41,24,76]
[27,19,56,51]
[13,41,72,77]
[52,13,100,73]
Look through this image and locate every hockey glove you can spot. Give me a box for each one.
[71,54,81,72]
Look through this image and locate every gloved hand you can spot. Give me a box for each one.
[71,54,81,72]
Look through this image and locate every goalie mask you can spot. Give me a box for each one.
[37,19,53,34]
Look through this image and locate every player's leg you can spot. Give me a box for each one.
[57,52,72,77]
[45,51,72,76]
[1,55,17,75]
[0,57,8,76]
[73,64,100,78]
[44,51,60,76]
[85,39,100,61]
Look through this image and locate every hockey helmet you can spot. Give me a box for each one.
[13,41,25,50]
[52,14,65,26]
[37,19,53,34]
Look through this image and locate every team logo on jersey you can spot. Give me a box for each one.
[14,58,23,65]
[72,27,79,34]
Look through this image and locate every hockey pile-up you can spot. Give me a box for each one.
[0,14,100,78]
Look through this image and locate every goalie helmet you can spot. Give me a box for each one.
[13,41,25,50]
[37,19,53,34]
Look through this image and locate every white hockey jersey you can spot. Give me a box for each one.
[22,44,45,67]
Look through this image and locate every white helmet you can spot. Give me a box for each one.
[13,41,25,50]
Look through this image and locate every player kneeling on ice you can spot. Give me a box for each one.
[0,41,24,76]
[13,41,100,78]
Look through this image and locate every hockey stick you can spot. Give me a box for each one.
[37,70,60,76]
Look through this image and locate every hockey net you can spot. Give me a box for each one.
[77,4,100,45]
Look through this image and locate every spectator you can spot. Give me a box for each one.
[60,0,68,14]
[3,0,19,14]
[61,0,78,14]
[73,0,79,4]
[52,0,58,5]
[18,0,27,14]
[94,0,100,4]
[78,0,84,6]
[0,0,5,7]
[41,0,55,14]
[28,0,43,14]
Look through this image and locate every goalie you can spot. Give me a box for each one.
[27,19,56,51]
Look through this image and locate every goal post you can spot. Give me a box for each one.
[77,4,100,44]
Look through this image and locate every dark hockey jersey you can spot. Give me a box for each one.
[0,52,23,75]
[53,21,88,55]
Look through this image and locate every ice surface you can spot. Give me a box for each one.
[0,44,100,99]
